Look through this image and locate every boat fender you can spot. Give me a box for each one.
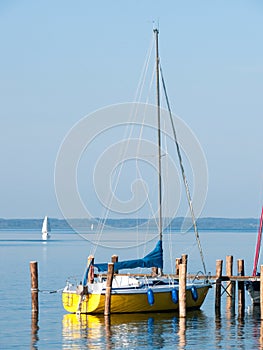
[147,288,154,306]
[191,286,198,301]
[171,288,178,304]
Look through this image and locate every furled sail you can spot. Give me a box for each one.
[82,241,163,285]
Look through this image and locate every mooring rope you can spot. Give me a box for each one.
[36,288,64,294]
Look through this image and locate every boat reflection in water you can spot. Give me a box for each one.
[62,311,209,348]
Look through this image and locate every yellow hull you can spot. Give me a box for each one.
[62,284,210,314]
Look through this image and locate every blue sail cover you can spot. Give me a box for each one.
[94,240,163,272]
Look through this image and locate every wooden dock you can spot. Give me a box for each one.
[91,254,262,318]
[30,255,263,319]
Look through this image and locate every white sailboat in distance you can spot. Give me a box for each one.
[42,216,51,240]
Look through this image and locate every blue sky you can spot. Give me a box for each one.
[0,0,263,219]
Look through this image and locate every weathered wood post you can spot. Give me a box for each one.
[226,255,233,294]
[181,254,188,266]
[226,255,235,315]
[175,258,181,275]
[87,255,94,283]
[215,259,223,315]
[260,265,263,319]
[237,259,245,319]
[104,263,114,316]
[30,261,39,347]
[231,280,236,315]
[151,267,158,276]
[111,255,118,274]
[30,261,39,313]
[179,262,187,318]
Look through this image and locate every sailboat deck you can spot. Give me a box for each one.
[94,273,260,282]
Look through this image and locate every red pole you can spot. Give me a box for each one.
[252,206,263,276]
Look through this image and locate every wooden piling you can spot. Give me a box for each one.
[237,259,245,318]
[87,255,94,283]
[104,263,114,316]
[151,267,158,276]
[226,255,233,294]
[226,255,235,315]
[175,258,181,275]
[179,263,186,318]
[260,265,263,319]
[215,259,223,314]
[181,254,188,266]
[30,261,39,313]
[216,259,223,279]
[230,281,236,315]
[111,255,118,274]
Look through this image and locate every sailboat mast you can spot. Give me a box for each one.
[154,28,163,244]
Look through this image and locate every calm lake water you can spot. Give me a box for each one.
[0,229,263,349]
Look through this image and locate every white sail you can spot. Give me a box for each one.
[42,216,51,240]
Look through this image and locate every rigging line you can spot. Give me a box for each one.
[134,162,159,256]
[122,36,155,254]
[133,35,155,103]
[159,64,207,276]
[134,43,155,252]
[131,36,155,249]
[135,110,161,252]
[163,121,174,273]
[91,41,155,256]
[144,64,155,106]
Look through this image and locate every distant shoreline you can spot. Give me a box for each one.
[0,217,259,231]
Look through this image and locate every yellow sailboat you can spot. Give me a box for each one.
[62,275,210,314]
[62,29,211,314]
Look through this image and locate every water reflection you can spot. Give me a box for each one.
[214,314,222,348]
[31,311,39,350]
[248,305,263,348]
[260,320,263,349]
[213,302,263,349]
[178,317,186,349]
[62,310,208,349]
